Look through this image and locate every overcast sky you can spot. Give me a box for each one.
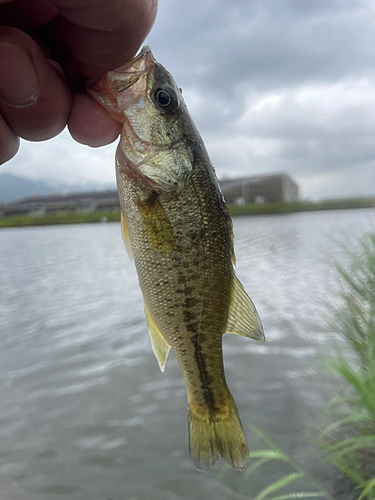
[3,0,375,199]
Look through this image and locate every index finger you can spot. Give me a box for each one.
[49,0,157,79]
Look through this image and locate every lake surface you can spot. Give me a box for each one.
[0,209,374,500]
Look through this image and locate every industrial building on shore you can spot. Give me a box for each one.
[220,173,299,205]
[0,190,120,218]
[0,173,299,218]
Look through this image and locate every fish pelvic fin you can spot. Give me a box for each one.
[188,397,249,471]
[145,306,170,372]
[120,209,133,260]
[226,274,265,343]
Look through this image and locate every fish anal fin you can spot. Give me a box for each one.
[226,274,265,342]
[145,306,171,372]
[121,209,133,260]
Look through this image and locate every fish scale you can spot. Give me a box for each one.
[88,45,265,471]
[121,161,231,393]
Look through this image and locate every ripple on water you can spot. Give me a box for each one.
[39,485,81,495]
[75,435,127,451]
[30,376,110,398]
[0,214,374,498]
[0,462,26,475]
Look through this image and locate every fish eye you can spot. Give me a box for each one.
[153,86,178,114]
[156,89,171,106]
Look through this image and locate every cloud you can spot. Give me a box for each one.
[2,0,375,199]
[149,0,375,92]
[2,129,116,185]
[179,76,375,198]
[147,0,375,198]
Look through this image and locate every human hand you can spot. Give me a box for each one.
[0,0,157,165]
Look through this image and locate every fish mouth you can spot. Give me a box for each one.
[87,46,155,115]
[120,45,155,73]
[106,46,155,93]
[89,46,155,95]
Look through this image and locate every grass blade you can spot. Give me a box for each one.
[269,494,327,500]
[216,462,231,480]
[254,472,305,500]
[357,477,375,500]
[249,450,287,460]
[244,458,272,478]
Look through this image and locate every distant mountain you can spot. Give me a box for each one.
[0,173,116,204]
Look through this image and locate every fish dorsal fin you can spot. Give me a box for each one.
[226,274,265,342]
[144,306,171,372]
[121,209,133,260]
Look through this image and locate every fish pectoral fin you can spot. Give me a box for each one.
[138,197,174,254]
[121,209,133,260]
[145,306,171,372]
[225,274,265,342]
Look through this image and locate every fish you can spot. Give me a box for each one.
[87,46,265,471]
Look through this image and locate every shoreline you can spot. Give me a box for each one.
[0,199,374,228]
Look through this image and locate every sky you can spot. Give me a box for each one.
[3,0,375,199]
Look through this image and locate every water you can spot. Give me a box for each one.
[0,209,374,499]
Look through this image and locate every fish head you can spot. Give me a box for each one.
[88,46,197,191]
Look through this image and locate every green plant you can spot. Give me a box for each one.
[218,422,333,500]
[0,211,121,228]
[320,233,375,500]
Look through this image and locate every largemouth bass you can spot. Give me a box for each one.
[88,46,265,471]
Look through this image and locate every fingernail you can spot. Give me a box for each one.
[0,42,40,107]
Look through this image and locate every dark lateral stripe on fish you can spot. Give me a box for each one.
[189,331,218,414]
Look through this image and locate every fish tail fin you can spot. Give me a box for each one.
[188,396,249,471]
